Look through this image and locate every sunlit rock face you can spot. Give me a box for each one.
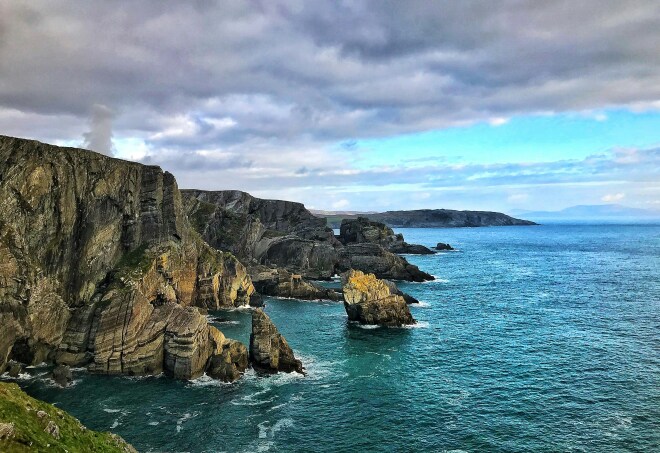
[341,270,416,327]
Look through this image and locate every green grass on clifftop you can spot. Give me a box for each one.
[0,382,136,452]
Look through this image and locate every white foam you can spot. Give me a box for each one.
[188,373,234,388]
[404,320,430,329]
[412,301,431,308]
[103,408,122,413]
[148,421,159,426]
[175,412,192,433]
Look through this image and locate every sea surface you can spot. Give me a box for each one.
[5,224,660,452]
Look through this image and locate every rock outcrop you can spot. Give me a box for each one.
[0,382,136,452]
[51,365,72,387]
[337,243,433,282]
[0,135,252,380]
[206,328,248,382]
[249,309,304,374]
[435,242,454,251]
[339,217,434,254]
[250,266,342,301]
[342,270,416,326]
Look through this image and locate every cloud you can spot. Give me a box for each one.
[82,104,115,155]
[601,193,625,202]
[332,199,350,209]
[1,1,659,210]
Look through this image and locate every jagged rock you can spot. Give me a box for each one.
[44,420,60,439]
[51,365,72,387]
[6,361,22,378]
[435,242,454,251]
[382,280,419,304]
[249,309,304,374]
[0,135,253,380]
[337,243,434,282]
[342,270,416,326]
[339,217,434,254]
[207,333,248,382]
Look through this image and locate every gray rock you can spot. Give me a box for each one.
[337,243,434,282]
[6,361,22,378]
[435,242,454,251]
[207,339,248,382]
[52,365,72,387]
[339,217,434,254]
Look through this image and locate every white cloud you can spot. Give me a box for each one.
[601,193,625,202]
[331,199,350,209]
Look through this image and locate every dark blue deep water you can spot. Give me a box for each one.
[5,224,660,452]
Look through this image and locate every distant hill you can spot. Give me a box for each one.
[511,204,660,222]
[315,209,536,229]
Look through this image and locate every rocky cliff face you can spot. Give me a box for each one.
[0,135,254,380]
[183,190,434,286]
[342,270,416,326]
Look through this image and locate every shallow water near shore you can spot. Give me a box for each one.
[5,224,660,452]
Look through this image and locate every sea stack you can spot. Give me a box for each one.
[341,270,416,326]
[249,309,304,374]
[435,242,454,251]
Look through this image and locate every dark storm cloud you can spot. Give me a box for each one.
[1,0,658,147]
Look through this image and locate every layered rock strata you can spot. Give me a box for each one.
[249,309,304,374]
[342,270,416,326]
[0,135,252,380]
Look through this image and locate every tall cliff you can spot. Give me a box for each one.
[0,135,254,379]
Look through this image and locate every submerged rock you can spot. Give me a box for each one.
[51,365,72,387]
[342,270,416,326]
[435,242,454,251]
[249,309,304,374]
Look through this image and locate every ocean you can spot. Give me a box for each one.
[5,224,660,452]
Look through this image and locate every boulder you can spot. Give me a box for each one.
[51,365,72,387]
[342,270,416,326]
[435,242,454,251]
[249,309,304,374]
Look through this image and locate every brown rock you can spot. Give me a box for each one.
[342,270,416,326]
[249,309,304,374]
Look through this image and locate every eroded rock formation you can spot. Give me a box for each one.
[0,135,253,380]
[342,270,416,326]
[249,309,304,374]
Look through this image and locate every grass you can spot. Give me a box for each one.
[0,382,135,452]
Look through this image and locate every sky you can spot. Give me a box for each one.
[1,1,659,213]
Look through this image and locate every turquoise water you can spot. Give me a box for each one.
[5,225,660,452]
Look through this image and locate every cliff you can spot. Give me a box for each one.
[183,190,433,284]
[0,381,135,452]
[324,209,536,228]
[0,135,254,380]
